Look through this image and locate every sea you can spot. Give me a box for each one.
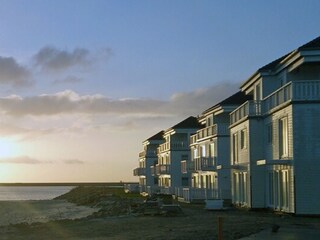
[0,186,74,201]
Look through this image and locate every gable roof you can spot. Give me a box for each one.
[202,91,253,115]
[167,116,202,132]
[147,131,164,141]
[259,36,320,72]
[298,35,320,50]
[241,35,320,89]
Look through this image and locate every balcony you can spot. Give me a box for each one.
[155,164,171,175]
[139,150,157,158]
[264,80,320,113]
[133,167,146,176]
[230,80,320,126]
[194,157,216,171]
[194,123,229,142]
[181,160,194,174]
[230,100,262,125]
[175,187,219,203]
[157,141,189,153]
[190,134,197,145]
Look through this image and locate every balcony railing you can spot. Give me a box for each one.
[158,186,175,195]
[230,100,262,125]
[191,124,229,144]
[264,80,320,112]
[181,160,194,174]
[230,80,320,126]
[190,134,197,145]
[157,141,189,153]
[155,164,171,175]
[133,167,146,176]
[139,150,157,158]
[194,157,216,171]
[175,187,219,202]
[292,80,320,100]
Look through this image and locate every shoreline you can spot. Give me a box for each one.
[0,186,319,239]
[0,199,98,227]
[0,182,137,187]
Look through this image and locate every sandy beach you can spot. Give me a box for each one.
[0,187,319,240]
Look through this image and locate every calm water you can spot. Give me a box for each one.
[0,186,74,201]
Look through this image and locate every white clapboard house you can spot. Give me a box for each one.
[230,36,320,215]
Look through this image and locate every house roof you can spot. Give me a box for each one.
[202,91,253,115]
[298,35,320,50]
[167,116,202,132]
[241,35,320,88]
[259,36,320,72]
[146,131,164,141]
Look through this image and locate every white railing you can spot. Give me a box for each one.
[157,141,189,153]
[196,123,230,140]
[133,167,146,176]
[159,186,174,195]
[231,80,320,126]
[291,80,320,100]
[194,157,216,171]
[155,164,170,175]
[230,100,262,125]
[190,134,197,145]
[264,82,292,112]
[177,187,219,202]
[139,150,157,158]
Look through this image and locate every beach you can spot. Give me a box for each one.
[0,200,97,226]
[0,187,319,240]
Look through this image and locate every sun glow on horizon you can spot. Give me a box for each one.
[0,138,20,158]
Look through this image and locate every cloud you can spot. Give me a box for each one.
[63,159,84,164]
[0,56,33,87]
[52,75,84,85]
[0,90,166,116]
[0,156,51,164]
[33,46,114,72]
[33,46,91,71]
[166,82,240,115]
[0,82,240,118]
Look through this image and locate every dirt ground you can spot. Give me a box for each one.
[0,187,319,240]
[0,203,319,240]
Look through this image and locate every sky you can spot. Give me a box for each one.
[0,0,320,183]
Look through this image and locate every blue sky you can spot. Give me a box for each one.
[0,0,319,182]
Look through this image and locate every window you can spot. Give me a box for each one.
[207,117,211,126]
[240,129,247,149]
[210,143,216,157]
[279,117,289,157]
[255,83,261,100]
[232,133,239,164]
[201,145,206,157]
[193,148,198,158]
[267,123,273,144]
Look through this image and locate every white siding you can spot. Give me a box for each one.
[293,103,320,215]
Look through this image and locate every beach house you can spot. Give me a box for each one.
[156,116,203,195]
[178,92,252,204]
[229,36,320,214]
[134,131,164,196]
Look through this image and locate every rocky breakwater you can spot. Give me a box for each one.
[55,186,144,217]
